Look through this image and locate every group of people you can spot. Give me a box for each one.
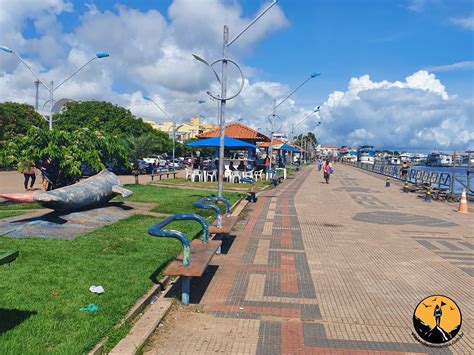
[20,156,57,192]
[228,161,247,172]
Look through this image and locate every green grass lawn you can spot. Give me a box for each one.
[0,185,245,353]
[153,177,271,191]
[0,211,31,219]
[0,202,44,219]
[119,184,243,217]
[0,202,44,211]
[0,214,203,354]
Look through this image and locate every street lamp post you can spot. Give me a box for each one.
[290,106,320,142]
[143,96,205,170]
[193,0,278,198]
[267,73,320,176]
[0,46,109,130]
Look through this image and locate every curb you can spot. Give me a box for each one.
[88,276,171,355]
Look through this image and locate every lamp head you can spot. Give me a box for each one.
[198,99,206,104]
[0,46,13,53]
[192,54,209,66]
[96,52,110,59]
[310,72,321,78]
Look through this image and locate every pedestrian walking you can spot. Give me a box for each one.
[399,161,410,181]
[22,161,36,191]
[317,157,323,171]
[323,159,333,184]
[39,156,54,191]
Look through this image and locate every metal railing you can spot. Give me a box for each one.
[345,161,457,192]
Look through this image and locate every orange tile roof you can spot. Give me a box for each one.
[257,139,285,147]
[197,123,270,142]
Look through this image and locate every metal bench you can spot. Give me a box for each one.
[194,196,239,256]
[148,214,221,305]
[194,196,239,235]
[0,250,19,266]
[151,171,178,181]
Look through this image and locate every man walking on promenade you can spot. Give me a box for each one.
[317,157,323,171]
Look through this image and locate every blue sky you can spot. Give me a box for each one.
[1,0,473,150]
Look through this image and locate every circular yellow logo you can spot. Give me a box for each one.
[413,295,462,344]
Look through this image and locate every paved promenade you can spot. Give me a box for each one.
[144,164,472,354]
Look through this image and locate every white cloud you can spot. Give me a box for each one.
[425,61,474,72]
[314,70,474,151]
[0,0,288,114]
[450,14,474,30]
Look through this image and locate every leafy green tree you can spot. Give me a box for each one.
[129,133,172,162]
[293,132,318,149]
[0,102,46,140]
[2,127,129,184]
[55,100,154,137]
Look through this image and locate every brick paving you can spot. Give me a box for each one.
[144,164,473,355]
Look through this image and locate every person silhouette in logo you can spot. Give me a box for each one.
[434,304,442,327]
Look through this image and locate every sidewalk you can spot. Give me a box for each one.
[0,170,186,194]
[143,164,472,354]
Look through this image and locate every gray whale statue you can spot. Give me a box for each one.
[0,169,133,211]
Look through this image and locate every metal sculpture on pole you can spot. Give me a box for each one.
[267,73,321,175]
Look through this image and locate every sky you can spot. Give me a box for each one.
[0,0,473,152]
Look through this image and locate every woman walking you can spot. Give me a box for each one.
[22,161,37,191]
[323,159,333,184]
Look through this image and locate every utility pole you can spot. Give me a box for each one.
[34,80,39,110]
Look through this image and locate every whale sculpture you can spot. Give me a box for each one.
[0,169,133,211]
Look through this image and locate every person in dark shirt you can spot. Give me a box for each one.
[237,161,246,171]
[193,156,201,169]
[229,161,236,171]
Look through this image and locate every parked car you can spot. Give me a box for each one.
[166,159,184,169]
[138,160,148,173]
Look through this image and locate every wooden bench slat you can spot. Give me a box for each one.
[208,216,239,234]
[163,240,221,277]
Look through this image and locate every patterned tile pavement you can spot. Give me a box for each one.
[144,164,473,354]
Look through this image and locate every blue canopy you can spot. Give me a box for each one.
[187,136,257,148]
[280,143,302,152]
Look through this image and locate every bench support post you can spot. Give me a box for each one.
[182,276,191,305]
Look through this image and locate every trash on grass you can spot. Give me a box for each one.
[80,303,100,312]
[89,285,105,294]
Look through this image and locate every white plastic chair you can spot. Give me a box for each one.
[243,171,254,179]
[224,169,232,182]
[207,170,217,182]
[185,168,192,180]
[231,171,241,183]
[191,169,203,182]
[253,169,263,181]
